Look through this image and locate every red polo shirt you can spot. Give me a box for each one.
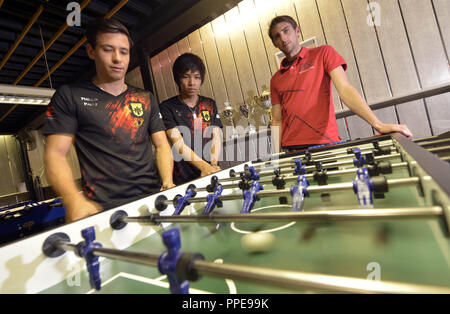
[270,45,347,147]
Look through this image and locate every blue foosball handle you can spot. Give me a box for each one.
[77,227,102,291]
[241,181,264,214]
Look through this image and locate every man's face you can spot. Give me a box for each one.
[86,32,130,82]
[179,70,202,97]
[271,21,301,56]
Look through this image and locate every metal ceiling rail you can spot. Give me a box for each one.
[12,0,92,85]
[34,0,130,88]
[0,5,43,72]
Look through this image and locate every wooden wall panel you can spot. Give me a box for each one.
[433,0,450,61]
[275,0,300,25]
[341,0,398,130]
[224,8,258,103]
[187,30,215,99]
[238,0,272,95]
[212,15,248,130]
[125,66,144,89]
[167,44,180,69]
[199,23,229,112]
[211,16,244,106]
[254,0,280,76]
[400,0,450,135]
[317,0,372,139]
[237,0,273,127]
[293,0,325,45]
[158,50,177,100]
[374,0,431,138]
[166,43,181,97]
[224,8,260,126]
[177,37,191,55]
[150,56,168,102]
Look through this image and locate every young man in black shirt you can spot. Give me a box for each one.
[159,53,223,185]
[43,18,175,223]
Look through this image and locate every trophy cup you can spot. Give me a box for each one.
[252,90,272,128]
[222,101,239,139]
[239,103,257,135]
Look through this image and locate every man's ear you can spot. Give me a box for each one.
[86,43,95,60]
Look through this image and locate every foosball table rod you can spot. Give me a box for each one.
[197,161,406,192]
[111,206,444,226]
[43,227,450,294]
[159,177,419,206]
[224,153,402,183]
[251,140,395,168]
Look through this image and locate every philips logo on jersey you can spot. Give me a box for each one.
[81,97,99,107]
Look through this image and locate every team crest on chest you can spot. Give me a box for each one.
[130,102,144,117]
[201,110,211,122]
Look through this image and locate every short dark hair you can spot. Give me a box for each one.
[268,15,299,41]
[172,53,206,89]
[86,18,133,48]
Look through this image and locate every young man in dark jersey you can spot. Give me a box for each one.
[268,15,412,153]
[44,18,175,223]
[159,53,223,185]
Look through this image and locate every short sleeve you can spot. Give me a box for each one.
[148,92,166,134]
[323,45,347,74]
[159,99,179,131]
[42,85,78,136]
[211,100,223,128]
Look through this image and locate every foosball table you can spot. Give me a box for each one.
[1,133,449,294]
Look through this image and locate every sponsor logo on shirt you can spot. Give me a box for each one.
[80,97,99,107]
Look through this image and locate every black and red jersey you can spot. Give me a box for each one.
[159,95,223,185]
[43,81,166,210]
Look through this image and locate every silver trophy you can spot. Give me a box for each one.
[252,90,272,128]
[222,101,239,139]
[239,103,257,135]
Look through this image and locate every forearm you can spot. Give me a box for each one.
[45,151,83,202]
[339,85,383,130]
[178,142,212,171]
[271,120,282,153]
[210,128,222,166]
[155,142,174,185]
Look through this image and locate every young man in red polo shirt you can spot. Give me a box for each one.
[269,15,412,153]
